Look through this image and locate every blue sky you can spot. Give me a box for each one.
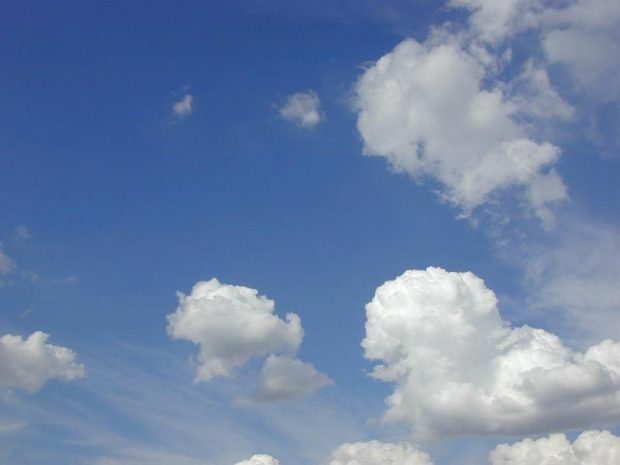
[1,1,620,464]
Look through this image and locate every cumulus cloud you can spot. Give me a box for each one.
[354,38,567,224]
[279,90,323,128]
[363,267,620,438]
[167,279,302,381]
[172,94,194,117]
[0,331,85,393]
[253,355,333,402]
[234,454,279,465]
[330,440,433,465]
[167,279,330,401]
[490,430,620,465]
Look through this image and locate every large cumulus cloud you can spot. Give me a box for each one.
[0,331,85,392]
[490,430,620,465]
[167,279,330,400]
[330,440,433,465]
[354,38,567,224]
[363,267,620,437]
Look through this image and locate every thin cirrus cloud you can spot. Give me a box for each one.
[0,331,85,393]
[363,267,620,438]
[278,90,323,129]
[330,440,433,465]
[0,247,16,275]
[166,278,331,401]
[490,429,620,465]
[353,37,568,225]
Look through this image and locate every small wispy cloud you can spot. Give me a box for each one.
[279,90,323,129]
[172,94,194,118]
[0,247,16,275]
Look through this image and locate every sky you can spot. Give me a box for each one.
[1,1,619,464]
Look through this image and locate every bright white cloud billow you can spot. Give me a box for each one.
[354,38,567,224]
[363,267,620,438]
[330,440,433,465]
[167,279,330,401]
[0,331,85,393]
[167,279,303,381]
[172,94,194,117]
[253,355,332,402]
[279,90,323,128]
[490,430,620,465]
[234,454,279,465]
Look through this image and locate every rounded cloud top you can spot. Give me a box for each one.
[167,278,303,382]
[363,267,620,437]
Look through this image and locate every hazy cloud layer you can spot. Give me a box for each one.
[330,440,433,465]
[363,267,620,437]
[0,332,85,392]
[525,221,620,342]
[490,430,620,465]
[354,38,567,224]
[279,90,323,128]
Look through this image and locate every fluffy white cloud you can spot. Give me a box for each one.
[253,355,333,402]
[279,90,323,128]
[363,267,620,438]
[0,331,85,393]
[167,279,303,382]
[354,38,567,223]
[490,430,620,465]
[234,454,279,465]
[172,94,194,117]
[330,440,433,465]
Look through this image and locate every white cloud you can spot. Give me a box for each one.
[167,279,303,382]
[363,267,620,438]
[167,279,330,401]
[490,430,620,465]
[354,38,567,223]
[279,91,323,128]
[330,440,433,465]
[253,355,333,402]
[525,221,620,342]
[172,94,194,117]
[0,331,85,393]
[0,248,16,275]
[234,454,279,465]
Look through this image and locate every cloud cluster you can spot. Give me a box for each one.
[354,38,567,223]
[363,267,620,438]
[330,440,433,465]
[0,331,85,392]
[234,454,279,465]
[490,430,620,465]
[167,278,330,401]
[279,90,323,128]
